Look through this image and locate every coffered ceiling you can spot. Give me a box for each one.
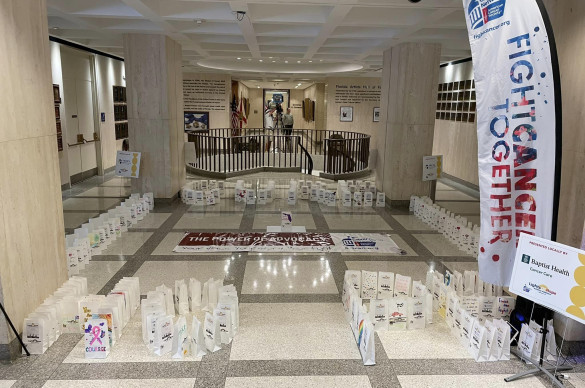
[47,0,471,82]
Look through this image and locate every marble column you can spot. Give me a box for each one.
[0,0,68,359]
[124,34,185,200]
[376,42,442,206]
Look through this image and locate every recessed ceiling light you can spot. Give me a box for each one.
[269,57,273,59]
[259,59,263,62]
[237,57,241,60]
[320,59,323,62]
[285,60,288,63]
[52,27,59,30]
[309,60,312,63]
[272,60,276,63]
[257,86,260,88]
[248,58,252,61]
[297,60,301,63]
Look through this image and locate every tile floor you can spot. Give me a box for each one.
[2,173,576,388]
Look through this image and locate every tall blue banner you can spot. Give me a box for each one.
[463,0,562,286]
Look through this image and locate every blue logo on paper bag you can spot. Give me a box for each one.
[468,0,506,30]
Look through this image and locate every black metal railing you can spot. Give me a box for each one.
[186,128,370,176]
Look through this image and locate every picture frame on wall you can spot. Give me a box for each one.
[340,106,353,122]
[184,111,210,132]
[53,84,61,103]
[373,107,380,122]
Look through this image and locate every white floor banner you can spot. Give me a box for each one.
[463,0,562,286]
[173,232,404,254]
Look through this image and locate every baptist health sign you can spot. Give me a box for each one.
[509,234,585,325]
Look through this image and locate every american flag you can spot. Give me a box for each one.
[230,94,239,136]
[238,93,247,128]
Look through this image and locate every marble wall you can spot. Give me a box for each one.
[125,34,185,199]
[541,0,585,248]
[432,61,478,186]
[0,0,67,350]
[325,77,381,143]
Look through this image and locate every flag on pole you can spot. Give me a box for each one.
[238,93,248,129]
[462,0,562,286]
[230,94,239,137]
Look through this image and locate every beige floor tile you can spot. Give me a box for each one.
[43,380,196,388]
[242,259,337,294]
[130,213,171,229]
[63,212,99,229]
[62,197,122,211]
[324,214,392,231]
[96,232,153,256]
[397,374,545,387]
[77,186,131,198]
[225,376,372,388]
[230,303,361,360]
[391,215,434,231]
[77,261,126,294]
[436,201,480,215]
[413,234,470,256]
[174,213,243,229]
[434,190,478,201]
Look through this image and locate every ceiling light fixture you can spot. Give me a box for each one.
[237,57,241,60]
[285,60,288,63]
[259,59,263,62]
[309,60,312,63]
[297,60,301,63]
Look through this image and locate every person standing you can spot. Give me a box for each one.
[282,108,294,152]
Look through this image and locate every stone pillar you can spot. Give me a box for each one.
[0,0,68,359]
[376,43,442,206]
[124,34,185,200]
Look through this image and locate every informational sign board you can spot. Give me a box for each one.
[509,234,585,325]
[422,155,442,181]
[115,151,141,178]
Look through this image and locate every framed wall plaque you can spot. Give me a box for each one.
[373,107,380,122]
[340,106,353,122]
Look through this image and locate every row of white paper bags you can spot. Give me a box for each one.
[337,179,377,197]
[235,180,254,203]
[184,179,226,197]
[344,285,376,365]
[451,306,511,362]
[183,188,222,206]
[70,192,153,263]
[345,270,420,300]
[343,272,432,330]
[518,320,558,362]
[411,195,480,256]
[22,277,88,354]
[340,189,385,208]
[444,269,504,298]
[141,284,239,357]
[433,271,514,320]
[141,278,237,342]
[82,277,141,359]
[427,269,505,310]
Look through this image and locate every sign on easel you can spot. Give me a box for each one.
[422,155,442,181]
[509,234,585,326]
[115,151,141,178]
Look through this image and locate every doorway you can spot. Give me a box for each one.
[61,48,101,184]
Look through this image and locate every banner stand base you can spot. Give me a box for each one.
[504,349,572,387]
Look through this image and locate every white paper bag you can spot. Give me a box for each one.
[388,298,407,330]
[470,319,489,362]
[171,316,189,359]
[156,284,175,317]
[204,312,222,352]
[84,319,110,359]
[153,315,174,356]
[370,299,388,331]
[345,270,361,293]
[518,323,537,361]
[23,317,47,354]
[377,272,394,299]
[189,278,201,310]
[214,307,233,344]
[359,319,376,366]
[493,319,511,361]
[407,297,426,330]
[460,310,474,347]
[175,280,189,315]
[394,274,411,297]
[478,296,496,324]
[361,270,377,299]
[191,316,207,357]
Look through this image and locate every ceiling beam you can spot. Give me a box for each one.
[119,0,208,56]
[356,0,462,61]
[229,2,261,58]
[304,4,352,59]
